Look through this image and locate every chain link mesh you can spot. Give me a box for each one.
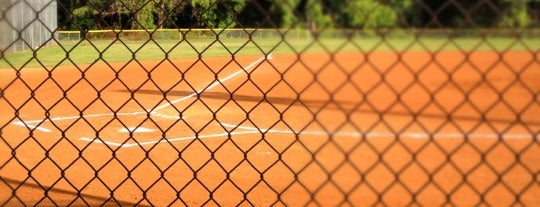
[1,0,539,206]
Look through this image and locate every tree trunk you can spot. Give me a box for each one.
[158,2,165,29]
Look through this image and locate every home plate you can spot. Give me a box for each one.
[119,127,156,133]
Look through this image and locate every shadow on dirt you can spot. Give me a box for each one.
[0,176,149,206]
[117,89,540,128]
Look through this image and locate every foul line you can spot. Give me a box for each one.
[13,121,53,133]
[11,55,272,133]
[79,122,540,148]
[79,131,259,148]
[19,112,147,124]
[12,112,148,132]
[220,123,540,140]
[149,54,272,113]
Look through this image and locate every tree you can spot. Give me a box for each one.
[304,0,333,31]
[57,0,86,30]
[111,0,156,29]
[500,0,532,28]
[267,0,334,30]
[346,0,399,29]
[190,0,247,28]
[270,0,301,28]
[387,0,415,27]
[57,0,538,30]
[72,6,95,30]
[154,0,186,28]
[130,1,156,29]
[417,0,534,28]
[70,0,114,30]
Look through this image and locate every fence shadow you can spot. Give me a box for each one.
[120,89,540,127]
[0,176,148,206]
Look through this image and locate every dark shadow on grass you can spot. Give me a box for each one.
[119,89,540,127]
[0,176,150,206]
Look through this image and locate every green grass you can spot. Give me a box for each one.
[1,35,539,69]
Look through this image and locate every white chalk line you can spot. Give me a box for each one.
[12,112,148,132]
[13,121,53,133]
[220,123,540,140]
[12,55,272,133]
[79,131,259,148]
[79,122,540,148]
[149,112,181,120]
[119,127,156,133]
[149,54,272,112]
[21,112,147,124]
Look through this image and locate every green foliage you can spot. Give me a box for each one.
[69,0,114,29]
[387,0,414,25]
[271,0,300,28]
[57,0,85,29]
[72,6,95,29]
[192,0,247,28]
[154,0,184,28]
[58,0,538,30]
[347,1,398,29]
[388,0,413,11]
[131,1,156,29]
[305,0,333,30]
[87,0,113,11]
[500,0,532,28]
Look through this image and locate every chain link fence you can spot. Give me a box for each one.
[1,0,540,206]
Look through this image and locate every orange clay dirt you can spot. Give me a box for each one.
[0,51,539,206]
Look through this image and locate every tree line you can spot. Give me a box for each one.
[57,0,540,31]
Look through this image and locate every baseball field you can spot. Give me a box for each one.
[1,32,540,206]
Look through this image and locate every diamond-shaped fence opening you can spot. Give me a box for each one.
[1,0,540,206]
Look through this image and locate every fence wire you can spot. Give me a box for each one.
[1,0,540,206]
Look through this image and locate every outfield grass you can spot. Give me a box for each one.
[1,35,539,69]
